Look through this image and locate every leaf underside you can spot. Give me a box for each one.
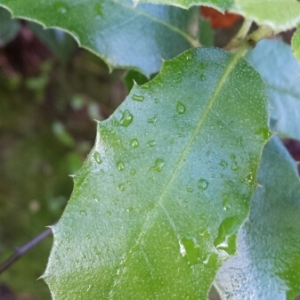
[44,47,269,299]
[134,0,233,11]
[246,40,300,141]
[215,137,300,300]
[230,0,300,31]
[0,0,199,76]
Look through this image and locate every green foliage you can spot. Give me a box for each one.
[0,1,199,76]
[44,47,269,299]
[215,137,300,299]
[246,40,300,140]
[231,0,300,31]
[1,1,300,299]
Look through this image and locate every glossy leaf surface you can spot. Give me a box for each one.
[231,0,300,31]
[292,26,300,63]
[44,47,269,299]
[0,1,199,76]
[215,137,300,300]
[134,0,232,11]
[246,40,300,141]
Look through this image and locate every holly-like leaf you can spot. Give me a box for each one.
[44,47,270,299]
[292,26,300,63]
[0,1,199,76]
[0,6,19,47]
[134,0,233,11]
[215,137,300,300]
[230,0,300,31]
[246,40,300,141]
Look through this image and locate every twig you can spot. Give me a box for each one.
[225,19,253,51]
[0,227,52,274]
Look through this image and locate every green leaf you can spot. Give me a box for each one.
[134,0,232,11]
[215,137,300,300]
[230,0,300,31]
[44,47,270,299]
[246,40,300,141]
[292,26,300,63]
[0,6,19,47]
[0,1,199,76]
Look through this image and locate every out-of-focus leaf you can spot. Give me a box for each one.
[135,0,232,11]
[215,137,300,300]
[201,6,242,29]
[292,26,300,63]
[0,6,19,47]
[44,47,270,299]
[230,0,300,31]
[29,22,77,61]
[246,40,300,141]
[0,1,199,76]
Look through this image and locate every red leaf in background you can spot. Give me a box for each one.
[201,7,242,29]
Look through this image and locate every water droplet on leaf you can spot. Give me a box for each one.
[118,183,126,191]
[94,151,103,164]
[255,127,272,140]
[147,140,156,148]
[147,116,157,124]
[120,110,133,127]
[214,217,240,255]
[132,94,145,102]
[131,138,139,148]
[151,158,165,172]
[117,161,125,171]
[176,101,186,114]
[197,178,209,190]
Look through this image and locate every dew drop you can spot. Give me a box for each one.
[255,127,272,140]
[150,158,165,172]
[94,151,103,164]
[117,161,125,171]
[147,116,157,124]
[118,183,126,191]
[197,178,209,190]
[176,101,186,114]
[173,72,182,83]
[179,241,186,257]
[120,110,133,127]
[132,94,145,102]
[143,83,150,89]
[180,236,201,265]
[222,195,231,211]
[147,140,156,148]
[219,160,228,169]
[131,138,139,148]
[186,52,192,60]
[214,217,240,255]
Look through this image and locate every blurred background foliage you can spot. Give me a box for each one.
[0,5,299,300]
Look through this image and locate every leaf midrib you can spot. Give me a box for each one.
[108,50,243,297]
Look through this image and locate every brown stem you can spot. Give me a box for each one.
[0,227,52,274]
